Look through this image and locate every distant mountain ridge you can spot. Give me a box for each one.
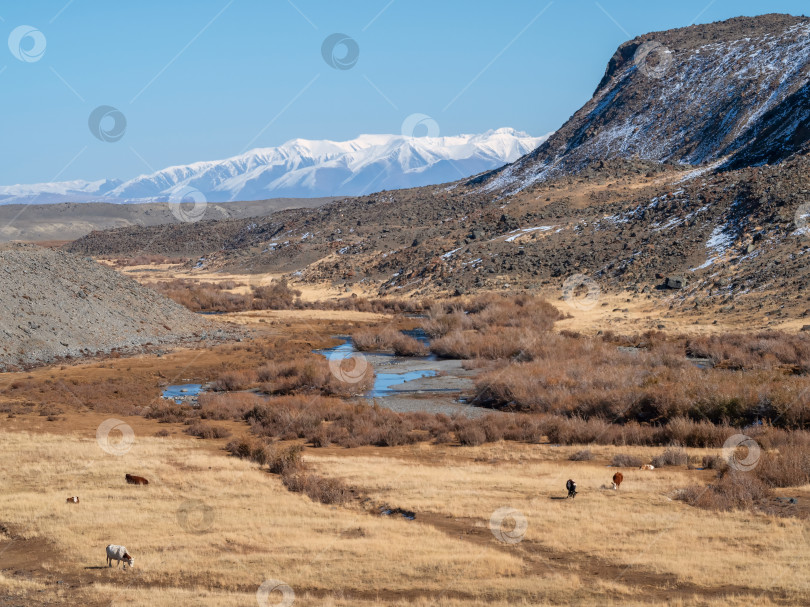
[0,128,549,205]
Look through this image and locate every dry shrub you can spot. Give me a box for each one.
[651,447,689,468]
[679,442,810,514]
[320,296,429,315]
[391,333,429,356]
[242,394,550,449]
[569,449,593,461]
[679,472,771,511]
[145,277,301,312]
[751,445,810,488]
[457,425,486,446]
[701,454,728,471]
[267,444,304,475]
[686,332,810,372]
[426,298,810,432]
[251,279,302,310]
[281,470,351,505]
[662,417,730,448]
[612,454,644,467]
[211,370,257,391]
[423,294,563,337]
[185,421,232,439]
[145,279,251,313]
[198,392,263,420]
[227,438,349,504]
[245,396,419,447]
[434,431,453,444]
[258,356,374,397]
[226,436,270,466]
[431,328,535,359]
[353,326,428,356]
[471,333,810,431]
[145,403,193,423]
[113,254,186,267]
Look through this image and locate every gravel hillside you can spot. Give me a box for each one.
[0,244,216,370]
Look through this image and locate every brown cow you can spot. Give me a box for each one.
[612,472,623,490]
[66,496,79,503]
[125,474,149,485]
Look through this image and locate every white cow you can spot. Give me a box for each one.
[106,544,134,569]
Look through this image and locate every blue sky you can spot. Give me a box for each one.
[1,1,808,184]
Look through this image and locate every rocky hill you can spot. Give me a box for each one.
[0,244,218,370]
[64,15,810,328]
[473,14,810,193]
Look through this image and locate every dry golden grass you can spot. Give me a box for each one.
[0,429,598,606]
[306,442,810,602]
[0,426,805,605]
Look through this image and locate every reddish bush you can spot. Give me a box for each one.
[679,472,771,511]
[211,370,257,392]
[185,422,232,439]
[281,469,351,505]
[456,425,486,446]
[353,326,429,357]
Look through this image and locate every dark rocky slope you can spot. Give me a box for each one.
[474,14,810,192]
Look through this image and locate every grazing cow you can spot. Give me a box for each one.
[66,496,79,503]
[125,474,149,485]
[639,464,655,471]
[106,544,134,569]
[566,479,577,499]
[612,472,623,490]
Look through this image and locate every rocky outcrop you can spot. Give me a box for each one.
[474,14,810,193]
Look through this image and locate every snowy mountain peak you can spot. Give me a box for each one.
[0,129,550,205]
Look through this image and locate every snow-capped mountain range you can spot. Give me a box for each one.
[0,128,548,205]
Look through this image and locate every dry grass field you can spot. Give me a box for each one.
[1,424,808,606]
[1,294,809,605]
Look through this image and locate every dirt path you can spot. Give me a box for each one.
[411,510,792,604]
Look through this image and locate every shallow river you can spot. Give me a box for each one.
[315,336,487,417]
